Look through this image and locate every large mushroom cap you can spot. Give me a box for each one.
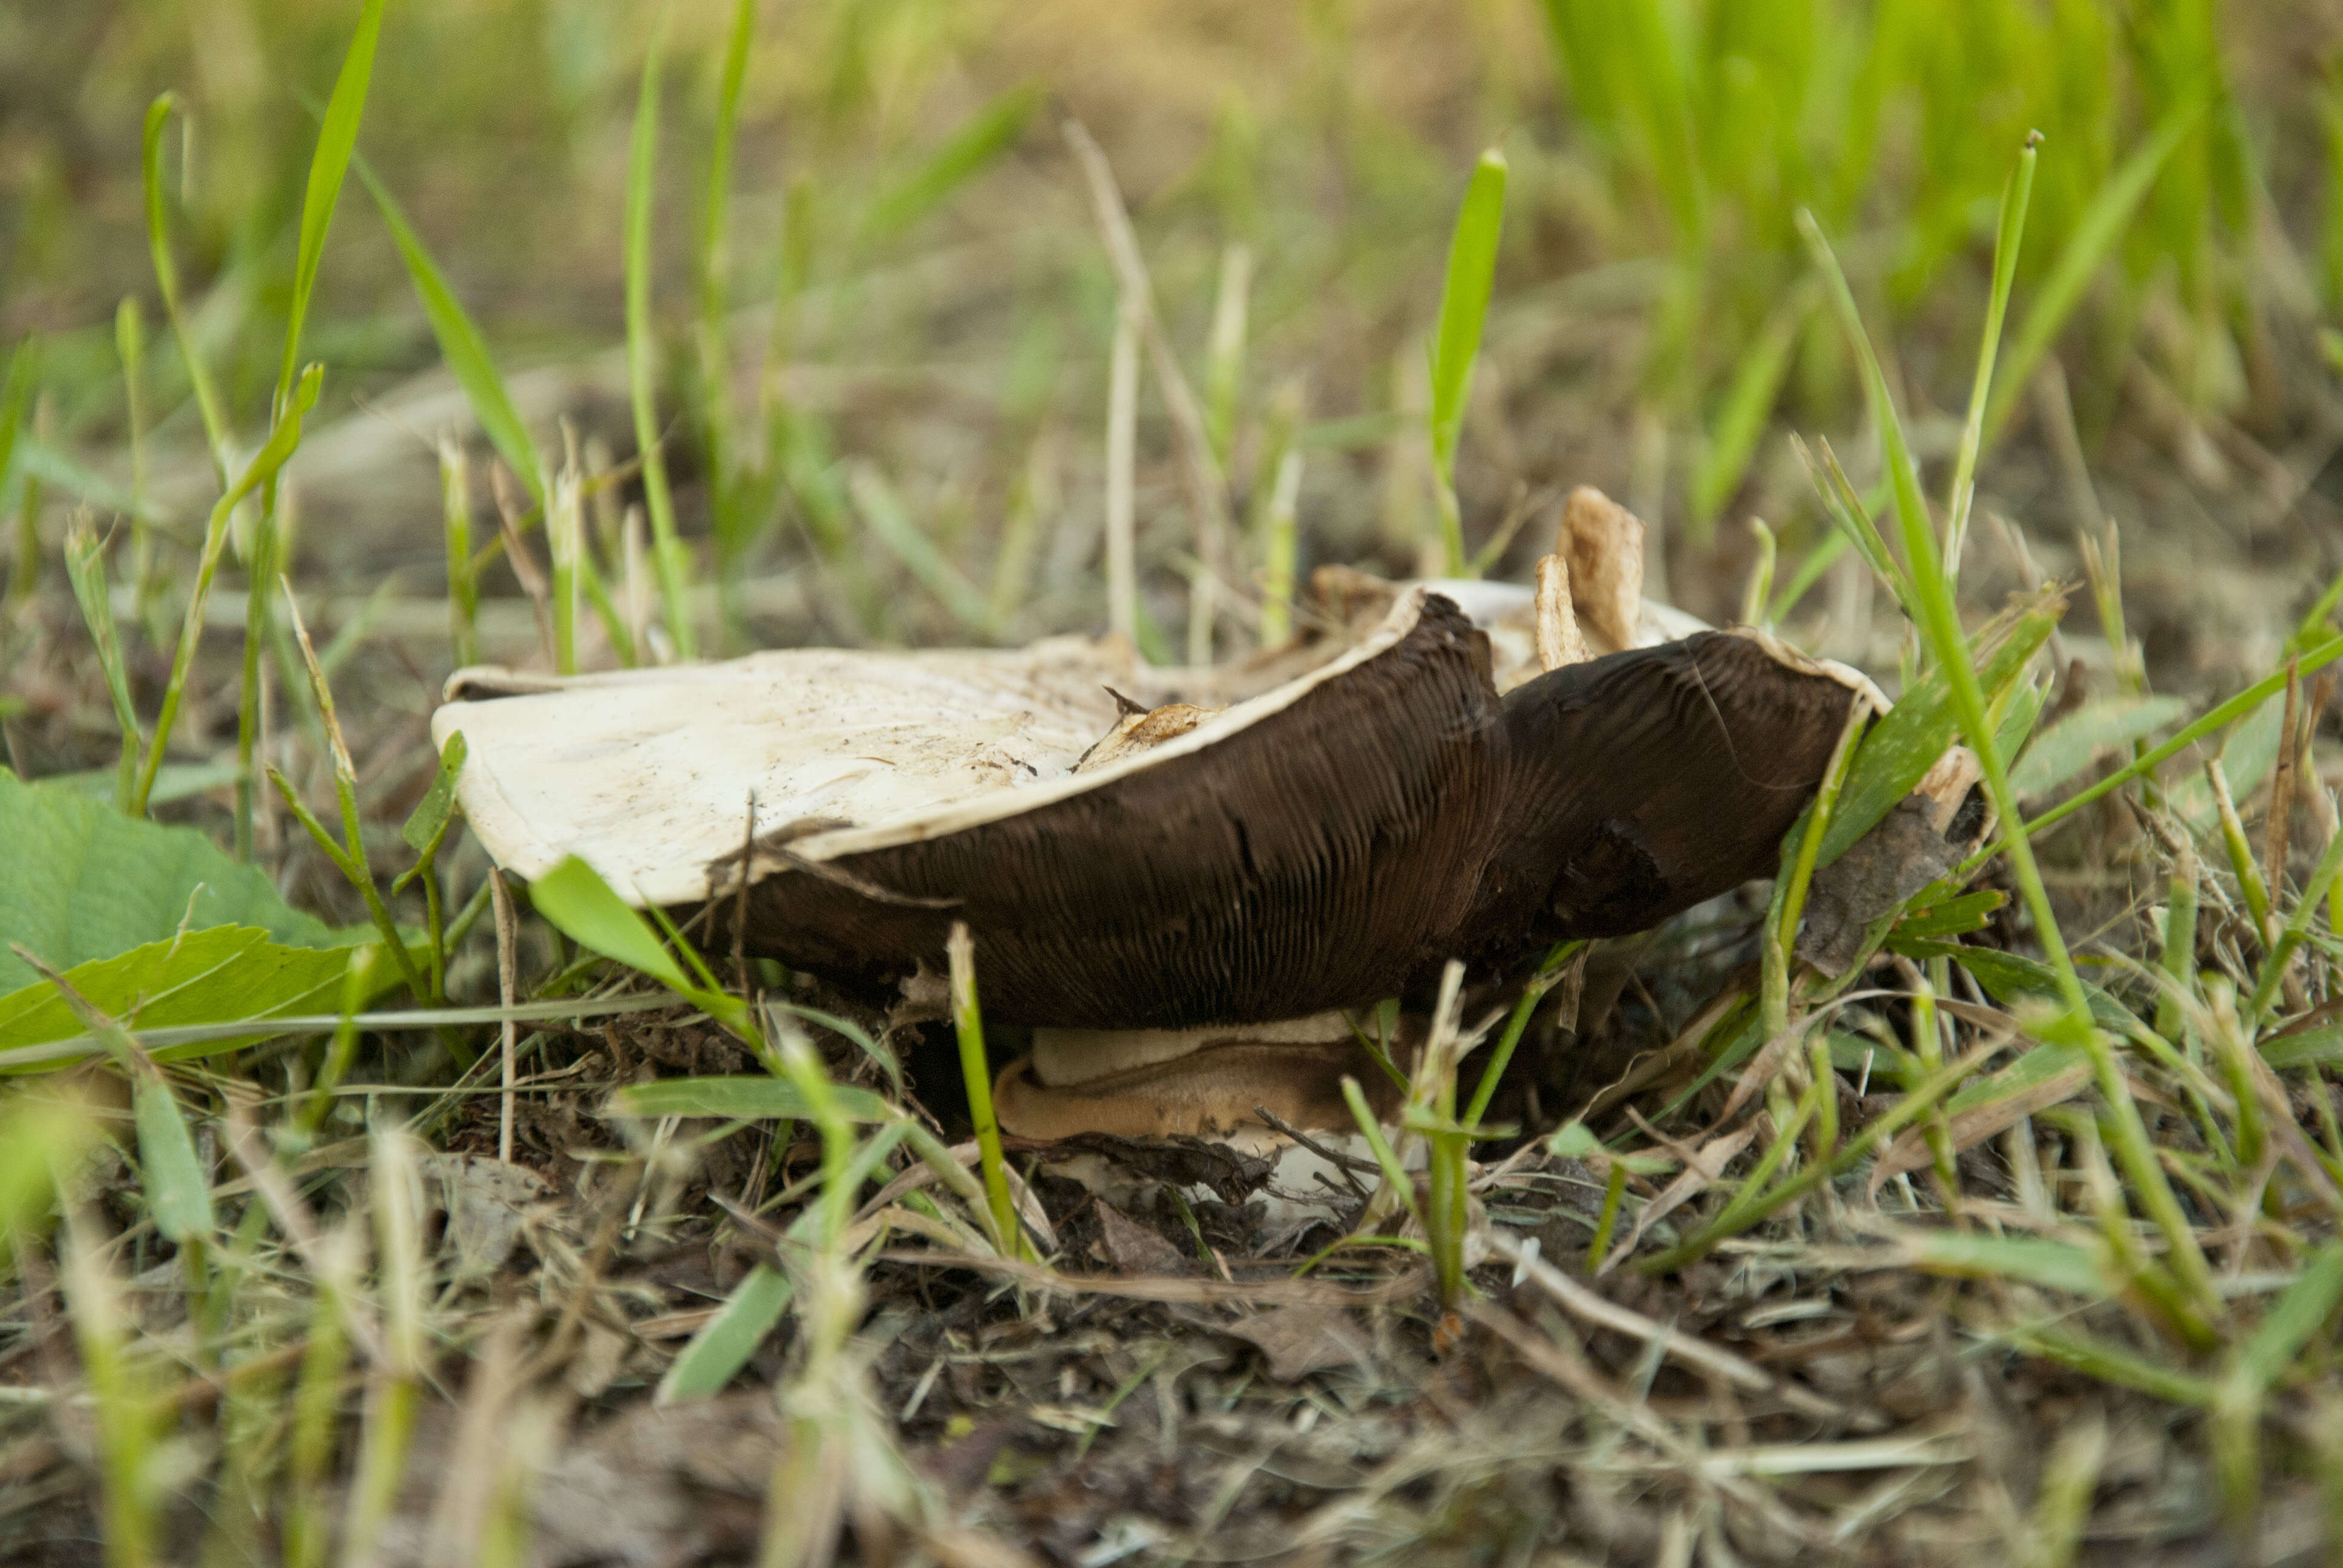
[436,587,1864,1031]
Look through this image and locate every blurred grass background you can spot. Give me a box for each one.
[2,0,2340,666]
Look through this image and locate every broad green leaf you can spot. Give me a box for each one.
[2010,696,2189,797]
[861,83,1042,243]
[133,1076,214,1243]
[0,771,343,991]
[0,927,391,1070]
[657,1263,792,1403]
[360,160,546,508]
[609,1074,896,1125]
[1817,592,2063,869]
[42,762,238,807]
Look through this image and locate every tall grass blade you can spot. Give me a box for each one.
[140,95,230,484]
[946,923,1021,1258]
[658,1263,792,1403]
[1427,149,1507,576]
[860,83,1041,244]
[133,364,322,817]
[114,299,152,608]
[275,0,385,407]
[1986,98,2206,441]
[1801,207,2220,1331]
[1944,136,2038,575]
[848,465,995,638]
[362,160,547,508]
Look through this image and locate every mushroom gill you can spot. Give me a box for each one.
[698,592,1858,1028]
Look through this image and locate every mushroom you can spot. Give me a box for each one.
[436,567,1870,1140]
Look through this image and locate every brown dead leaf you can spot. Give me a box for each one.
[1221,1304,1372,1381]
[419,1153,552,1278]
[1800,797,1961,976]
[1096,1201,1193,1277]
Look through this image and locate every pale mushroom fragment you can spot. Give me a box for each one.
[1533,555,1588,673]
[1558,485,1645,652]
[436,587,1870,1142]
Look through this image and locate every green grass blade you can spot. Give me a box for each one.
[696,0,754,605]
[62,517,142,811]
[1692,287,1810,534]
[1427,148,1507,575]
[1943,136,2038,575]
[133,364,323,818]
[525,857,690,995]
[2014,633,2343,848]
[947,924,1021,1258]
[860,83,1041,244]
[132,1075,215,1245]
[2238,1243,2343,1389]
[657,1263,793,1403]
[848,465,996,638]
[1985,98,2206,442]
[1801,206,2220,1331]
[359,159,546,508]
[1767,530,1849,622]
[1818,591,2065,868]
[626,13,697,661]
[275,0,386,410]
[140,96,230,485]
[525,855,753,1037]
[611,1075,895,1125]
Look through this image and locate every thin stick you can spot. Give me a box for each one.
[1104,293,1140,644]
[491,870,517,1166]
[1064,120,1230,661]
